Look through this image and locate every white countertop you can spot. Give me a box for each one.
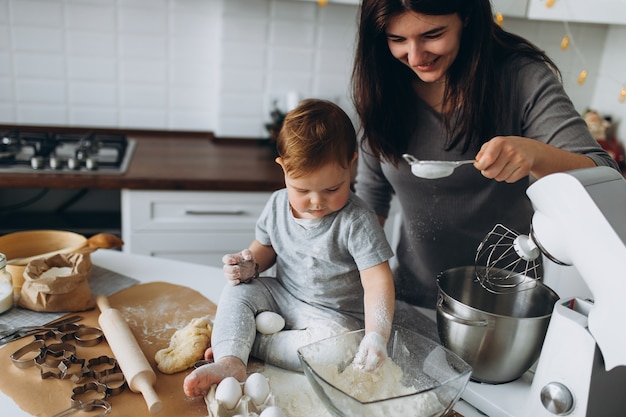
[0,250,483,417]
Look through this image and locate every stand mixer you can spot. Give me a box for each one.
[462,166,626,416]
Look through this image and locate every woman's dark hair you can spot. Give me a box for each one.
[352,0,560,164]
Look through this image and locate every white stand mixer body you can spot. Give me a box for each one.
[522,167,626,416]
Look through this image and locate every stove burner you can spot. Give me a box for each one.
[0,128,135,175]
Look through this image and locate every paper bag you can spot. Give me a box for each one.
[18,253,95,312]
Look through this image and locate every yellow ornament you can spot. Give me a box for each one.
[317,0,328,6]
[619,87,626,103]
[560,35,570,50]
[495,12,504,27]
[577,70,588,85]
[546,0,556,8]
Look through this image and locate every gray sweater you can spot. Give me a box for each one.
[355,56,619,309]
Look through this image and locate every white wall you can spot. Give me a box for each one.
[0,0,624,144]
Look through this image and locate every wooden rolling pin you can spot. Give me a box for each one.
[97,295,163,414]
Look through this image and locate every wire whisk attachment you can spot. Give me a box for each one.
[475,224,543,293]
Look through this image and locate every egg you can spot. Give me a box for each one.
[244,372,270,405]
[255,311,285,335]
[259,406,286,417]
[215,376,242,410]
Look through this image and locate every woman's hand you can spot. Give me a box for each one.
[475,135,597,182]
[222,249,258,286]
[475,136,537,183]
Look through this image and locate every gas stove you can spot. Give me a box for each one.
[0,127,136,175]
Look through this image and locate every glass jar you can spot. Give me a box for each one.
[0,253,14,313]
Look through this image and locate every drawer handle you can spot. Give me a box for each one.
[184,209,247,216]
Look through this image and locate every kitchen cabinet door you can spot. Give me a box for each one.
[527,0,626,25]
[122,190,271,267]
[492,0,529,18]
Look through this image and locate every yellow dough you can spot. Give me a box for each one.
[155,316,213,374]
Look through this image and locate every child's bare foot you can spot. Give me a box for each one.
[183,356,247,398]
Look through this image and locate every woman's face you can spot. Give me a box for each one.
[385,11,463,83]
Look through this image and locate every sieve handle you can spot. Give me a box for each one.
[437,300,492,327]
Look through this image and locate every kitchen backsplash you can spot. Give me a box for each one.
[1,0,625,143]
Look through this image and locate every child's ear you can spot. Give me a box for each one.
[350,152,358,166]
[275,157,286,172]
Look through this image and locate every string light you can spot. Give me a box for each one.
[546,0,556,8]
[620,87,626,103]
[495,12,504,27]
[317,0,328,6]
[560,35,570,50]
[577,70,588,85]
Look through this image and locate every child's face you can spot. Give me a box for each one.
[279,159,354,220]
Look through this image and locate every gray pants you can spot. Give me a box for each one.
[211,277,363,372]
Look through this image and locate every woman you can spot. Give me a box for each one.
[353,0,619,311]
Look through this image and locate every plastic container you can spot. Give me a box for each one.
[0,253,14,313]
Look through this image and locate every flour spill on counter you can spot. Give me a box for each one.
[120,292,214,346]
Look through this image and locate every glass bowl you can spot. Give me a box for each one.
[297,328,471,417]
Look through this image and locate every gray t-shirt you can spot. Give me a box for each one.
[355,56,619,309]
[255,189,394,315]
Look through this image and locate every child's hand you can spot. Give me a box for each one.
[222,249,259,285]
[352,332,387,372]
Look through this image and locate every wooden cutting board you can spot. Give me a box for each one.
[0,282,216,417]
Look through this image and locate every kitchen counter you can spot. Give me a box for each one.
[0,250,482,417]
[0,128,285,192]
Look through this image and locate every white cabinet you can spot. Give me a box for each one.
[527,0,626,25]
[492,0,529,18]
[121,190,271,267]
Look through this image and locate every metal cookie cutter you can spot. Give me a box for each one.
[98,372,127,397]
[71,382,108,406]
[52,399,111,417]
[38,342,77,366]
[9,340,46,368]
[73,326,104,347]
[86,356,120,379]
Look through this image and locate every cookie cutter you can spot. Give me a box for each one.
[52,399,111,417]
[70,382,109,406]
[9,339,46,368]
[73,326,104,347]
[71,374,127,405]
[37,342,77,367]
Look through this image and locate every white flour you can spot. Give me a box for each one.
[259,360,445,417]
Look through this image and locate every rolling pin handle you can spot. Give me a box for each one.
[135,378,163,414]
[96,294,111,311]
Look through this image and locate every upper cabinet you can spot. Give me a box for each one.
[297,0,529,18]
[527,0,626,25]
[492,0,529,18]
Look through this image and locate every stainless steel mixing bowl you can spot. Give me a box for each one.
[436,266,559,384]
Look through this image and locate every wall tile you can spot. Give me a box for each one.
[68,83,117,106]
[18,104,67,125]
[11,0,63,26]
[65,3,116,32]
[11,27,63,52]
[15,79,65,103]
[121,60,167,83]
[67,32,117,56]
[119,7,168,34]
[70,107,118,127]
[67,57,117,81]
[14,53,64,78]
